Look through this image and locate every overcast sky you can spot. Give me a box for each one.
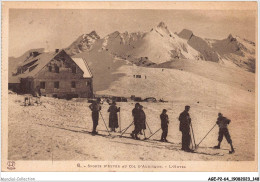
[9,9,256,57]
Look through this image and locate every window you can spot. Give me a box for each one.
[54,81,59,89]
[87,80,91,86]
[136,75,141,78]
[29,64,38,72]
[55,66,59,73]
[72,67,76,73]
[49,66,52,72]
[40,82,45,89]
[23,59,38,69]
[71,81,76,88]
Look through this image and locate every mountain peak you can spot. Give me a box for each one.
[228,34,233,38]
[178,29,194,40]
[108,31,121,38]
[65,31,100,56]
[157,21,167,29]
[227,34,237,42]
[89,31,99,37]
[81,31,100,40]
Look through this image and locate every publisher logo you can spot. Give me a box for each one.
[7,161,15,170]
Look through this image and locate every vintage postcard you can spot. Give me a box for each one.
[1,1,258,172]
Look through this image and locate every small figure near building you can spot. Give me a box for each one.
[33,85,41,105]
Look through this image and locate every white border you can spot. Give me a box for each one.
[1,0,259,181]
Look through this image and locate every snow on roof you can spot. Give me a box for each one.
[72,58,93,78]
[19,51,60,78]
[9,50,92,83]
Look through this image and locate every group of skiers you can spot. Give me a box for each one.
[89,99,235,154]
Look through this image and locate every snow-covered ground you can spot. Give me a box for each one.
[8,88,255,161]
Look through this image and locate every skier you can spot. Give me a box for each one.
[139,105,146,137]
[179,105,193,152]
[89,98,102,135]
[160,109,169,142]
[214,113,235,154]
[108,101,120,132]
[131,103,141,140]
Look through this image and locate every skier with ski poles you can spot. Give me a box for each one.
[108,101,120,132]
[89,98,102,135]
[179,105,193,152]
[145,109,169,141]
[214,113,235,154]
[160,109,169,142]
[130,103,142,140]
[139,105,147,137]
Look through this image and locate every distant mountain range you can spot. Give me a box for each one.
[9,22,256,93]
[64,21,255,72]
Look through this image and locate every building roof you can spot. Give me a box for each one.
[72,58,93,78]
[9,50,93,83]
[19,51,59,78]
[9,51,59,83]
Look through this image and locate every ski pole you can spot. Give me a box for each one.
[100,112,111,136]
[120,121,134,137]
[196,123,217,148]
[190,125,195,150]
[190,133,194,150]
[145,120,153,134]
[190,122,197,148]
[119,110,121,133]
[121,121,134,132]
[146,128,161,140]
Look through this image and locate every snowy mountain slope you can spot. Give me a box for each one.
[100,22,202,64]
[72,39,129,92]
[178,29,220,62]
[177,30,256,72]
[69,23,203,93]
[65,31,100,56]
[211,34,256,72]
[156,59,255,92]
[64,22,255,73]
[96,63,254,106]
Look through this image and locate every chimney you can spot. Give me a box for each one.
[32,51,40,57]
[55,49,59,53]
